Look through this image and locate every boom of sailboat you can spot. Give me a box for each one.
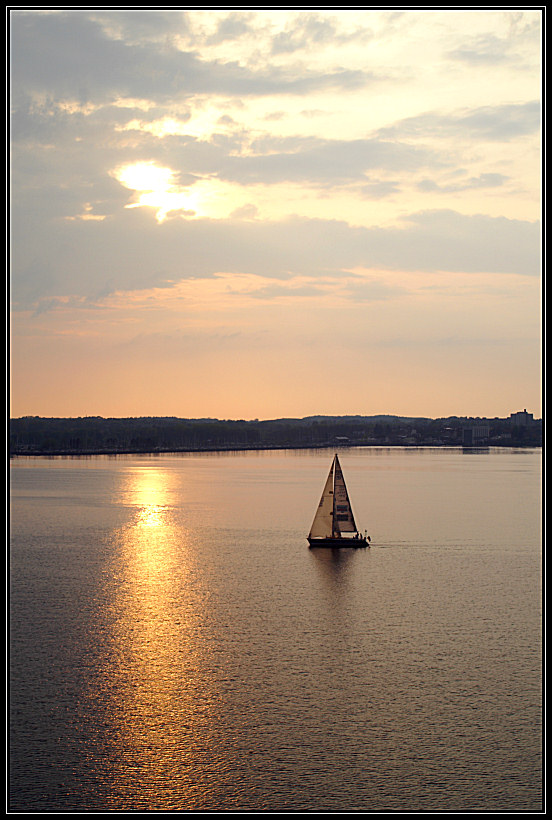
[307,453,370,548]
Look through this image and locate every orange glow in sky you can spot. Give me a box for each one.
[10,10,542,420]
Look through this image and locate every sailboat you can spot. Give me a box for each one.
[307,454,370,548]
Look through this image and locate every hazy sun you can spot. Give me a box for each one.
[112,160,272,223]
[113,161,195,222]
[117,161,174,193]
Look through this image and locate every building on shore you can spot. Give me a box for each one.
[462,422,490,447]
[510,409,534,426]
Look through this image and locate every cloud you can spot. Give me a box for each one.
[446,32,532,66]
[378,101,540,142]
[12,102,446,210]
[10,11,540,245]
[90,10,192,45]
[10,11,377,105]
[270,12,373,55]
[11,206,539,312]
[386,210,540,275]
[212,136,445,185]
[205,11,257,45]
[416,172,508,193]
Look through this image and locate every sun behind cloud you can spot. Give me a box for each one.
[113,161,196,222]
[112,160,265,223]
[117,161,173,192]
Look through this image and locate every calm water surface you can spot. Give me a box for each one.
[10,447,542,811]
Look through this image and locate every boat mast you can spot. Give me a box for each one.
[331,453,337,538]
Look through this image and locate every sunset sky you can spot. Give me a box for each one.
[10,9,542,420]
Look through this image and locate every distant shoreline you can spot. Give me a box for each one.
[10,414,541,455]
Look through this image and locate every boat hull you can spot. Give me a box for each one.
[308,536,369,549]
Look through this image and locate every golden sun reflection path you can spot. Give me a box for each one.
[93,465,222,810]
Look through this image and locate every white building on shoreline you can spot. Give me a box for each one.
[510,409,534,426]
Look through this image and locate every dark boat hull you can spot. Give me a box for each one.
[308,536,369,549]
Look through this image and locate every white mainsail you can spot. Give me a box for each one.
[308,459,335,539]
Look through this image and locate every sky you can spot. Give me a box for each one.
[9,8,542,421]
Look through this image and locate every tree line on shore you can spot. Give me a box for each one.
[9,414,542,454]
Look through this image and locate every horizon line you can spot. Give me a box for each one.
[10,411,540,423]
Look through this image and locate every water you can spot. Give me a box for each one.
[9,447,542,811]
